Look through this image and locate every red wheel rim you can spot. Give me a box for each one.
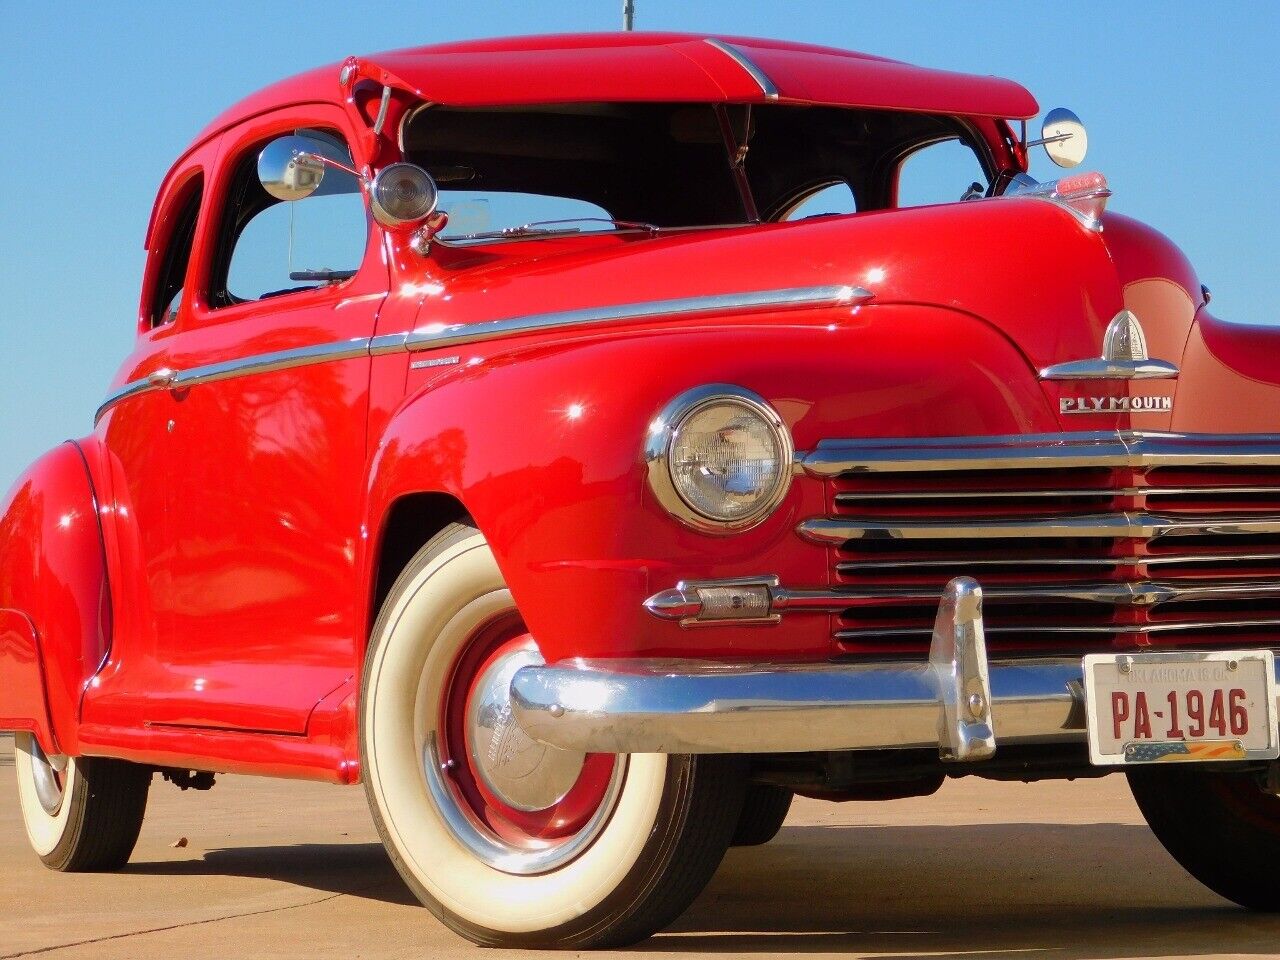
[440,614,616,848]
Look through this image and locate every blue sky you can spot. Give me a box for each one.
[2,2,1277,489]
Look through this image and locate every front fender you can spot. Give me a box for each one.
[366,304,1054,663]
[0,441,112,753]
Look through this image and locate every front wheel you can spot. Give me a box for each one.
[13,734,151,871]
[361,524,746,949]
[1129,765,1280,910]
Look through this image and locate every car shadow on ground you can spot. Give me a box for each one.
[124,821,1280,957]
[125,841,421,907]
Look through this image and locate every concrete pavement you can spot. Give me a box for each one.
[1,733,1277,959]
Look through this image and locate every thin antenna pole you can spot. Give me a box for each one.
[623,0,635,30]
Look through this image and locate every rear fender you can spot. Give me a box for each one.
[0,610,55,752]
[0,441,112,754]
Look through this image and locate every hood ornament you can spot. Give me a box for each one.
[1040,309,1179,380]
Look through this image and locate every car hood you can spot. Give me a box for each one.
[415,198,1131,381]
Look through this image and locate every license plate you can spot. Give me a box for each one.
[1083,650,1279,765]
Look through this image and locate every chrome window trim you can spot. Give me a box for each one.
[703,39,781,100]
[644,384,795,535]
[95,284,868,422]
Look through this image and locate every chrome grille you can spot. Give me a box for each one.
[796,432,1280,656]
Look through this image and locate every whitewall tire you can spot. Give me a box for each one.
[13,733,150,871]
[361,523,746,948]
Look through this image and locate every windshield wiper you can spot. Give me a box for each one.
[455,218,660,242]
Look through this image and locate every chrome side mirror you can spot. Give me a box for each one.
[1032,108,1088,169]
[258,135,329,201]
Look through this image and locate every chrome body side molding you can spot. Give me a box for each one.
[703,39,781,100]
[95,338,370,423]
[403,285,870,352]
[96,284,869,421]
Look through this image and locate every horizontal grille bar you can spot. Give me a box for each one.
[799,513,1280,543]
[836,552,1280,573]
[801,431,1280,478]
[836,618,1280,641]
[834,485,1280,503]
[809,431,1280,657]
[826,580,1280,607]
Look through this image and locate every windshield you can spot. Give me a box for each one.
[401,102,992,241]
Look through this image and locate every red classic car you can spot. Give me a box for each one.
[3,31,1279,948]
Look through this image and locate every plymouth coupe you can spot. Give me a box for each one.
[3,31,1279,948]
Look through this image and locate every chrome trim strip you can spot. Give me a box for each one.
[799,431,1280,477]
[837,552,1280,572]
[836,619,1280,640]
[835,485,1280,502]
[95,337,371,423]
[405,285,870,352]
[798,513,1280,544]
[645,574,1280,623]
[704,38,780,100]
[829,580,1280,607]
[1040,358,1179,380]
[97,284,868,422]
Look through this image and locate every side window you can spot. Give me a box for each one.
[210,130,367,307]
[150,175,203,327]
[896,139,989,208]
[781,181,856,221]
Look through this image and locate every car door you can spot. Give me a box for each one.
[84,160,211,729]
[141,106,387,733]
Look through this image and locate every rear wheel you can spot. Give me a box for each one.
[1129,766,1280,910]
[732,784,793,847]
[361,524,746,948]
[13,733,151,872]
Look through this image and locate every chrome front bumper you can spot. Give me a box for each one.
[511,578,1279,759]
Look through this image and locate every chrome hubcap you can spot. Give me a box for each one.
[29,741,68,816]
[466,644,585,812]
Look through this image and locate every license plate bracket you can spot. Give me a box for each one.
[1083,650,1279,766]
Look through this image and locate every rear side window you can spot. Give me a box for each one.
[896,139,989,207]
[209,129,368,307]
[150,175,203,327]
[781,181,856,221]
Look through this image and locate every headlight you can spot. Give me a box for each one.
[646,385,793,533]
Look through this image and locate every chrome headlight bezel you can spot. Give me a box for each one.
[644,384,794,534]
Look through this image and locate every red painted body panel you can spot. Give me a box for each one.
[2,35,1272,782]
[0,443,111,754]
[0,611,55,751]
[84,103,387,739]
[196,33,1035,148]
